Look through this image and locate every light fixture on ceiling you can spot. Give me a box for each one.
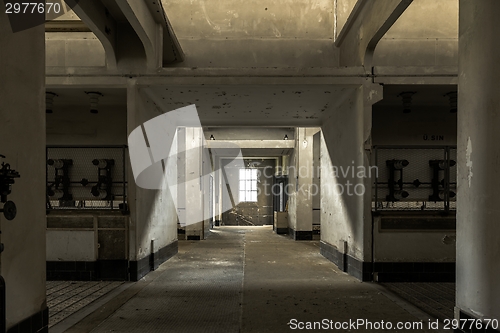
[397,91,416,113]
[85,91,103,114]
[210,135,215,140]
[444,91,458,113]
[46,92,58,114]
[283,134,288,140]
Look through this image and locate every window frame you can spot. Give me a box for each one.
[239,168,258,202]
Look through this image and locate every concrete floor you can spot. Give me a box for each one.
[64,226,441,332]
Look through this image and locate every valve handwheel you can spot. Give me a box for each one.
[2,201,16,221]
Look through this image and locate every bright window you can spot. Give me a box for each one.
[239,169,258,202]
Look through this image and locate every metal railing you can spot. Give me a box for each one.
[46,146,128,211]
[373,146,457,213]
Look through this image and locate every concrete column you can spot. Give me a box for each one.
[176,127,186,237]
[127,83,178,281]
[456,0,500,322]
[312,131,321,233]
[214,157,222,226]
[289,128,316,240]
[202,147,212,237]
[0,13,47,331]
[319,82,382,281]
[184,127,204,240]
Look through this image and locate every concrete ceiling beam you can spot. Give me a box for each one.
[115,0,162,70]
[143,0,184,66]
[207,140,295,150]
[335,0,413,70]
[64,0,118,69]
[115,0,183,69]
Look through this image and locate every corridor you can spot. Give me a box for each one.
[4,0,500,331]
[62,227,435,333]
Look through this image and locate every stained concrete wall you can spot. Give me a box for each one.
[372,106,457,146]
[44,0,460,70]
[373,0,458,67]
[456,0,500,321]
[46,0,338,69]
[0,13,47,330]
[127,83,178,262]
[162,0,338,68]
[320,87,371,261]
[47,105,127,145]
[335,0,358,39]
[46,32,105,67]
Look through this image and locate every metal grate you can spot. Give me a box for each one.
[373,146,457,212]
[46,146,127,211]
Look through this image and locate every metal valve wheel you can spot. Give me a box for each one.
[2,201,17,221]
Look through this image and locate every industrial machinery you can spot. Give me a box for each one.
[0,155,20,221]
[386,159,410,202]
[46,158,73,206]
[0,155,20,333]
[429,159,457,202]
[90,159,115,200]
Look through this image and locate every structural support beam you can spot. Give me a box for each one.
[64,0,118,69]
[207,140,295,150]
[64,0,182,70]
[116,0,163,70]
[336,0,413,69]
[144,0,184,65]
